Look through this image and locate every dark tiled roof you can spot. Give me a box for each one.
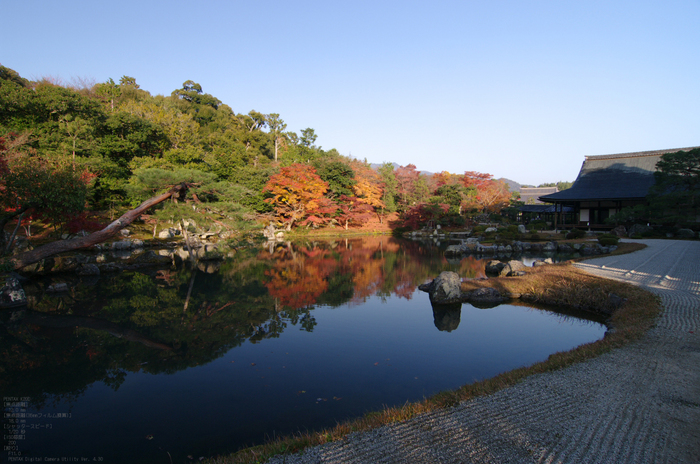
[540,147,700,202]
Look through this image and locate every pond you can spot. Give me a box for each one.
[1,237,606,463]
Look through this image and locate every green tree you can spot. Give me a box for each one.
[266,113,287,162]
[94,78,121,111]
[648,148,700,224]
[377,163,398,213]
[1,136,93,239]
[59,114,94,163]
[314,160,356,198]
[0,65,29,87]
[119,99,200,149]
[433,184,468,215]
[171,80,221,109]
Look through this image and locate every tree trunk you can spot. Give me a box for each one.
[0,205,30,255]
[10,183,189,271]
[5,211,24,254]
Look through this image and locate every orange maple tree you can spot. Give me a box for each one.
[431,171,458,192]
[395,164,421,208]
[263,163,333,230]
[350,160,385,210]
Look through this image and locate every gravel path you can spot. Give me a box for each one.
[268,239,700,464]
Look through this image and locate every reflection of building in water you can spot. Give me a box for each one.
[431,302,462,332]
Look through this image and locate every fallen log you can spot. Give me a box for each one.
[10,183,189,271]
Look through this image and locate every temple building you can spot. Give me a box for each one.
[539,146,699,229]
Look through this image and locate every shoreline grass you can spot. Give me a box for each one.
[207,245,661,464]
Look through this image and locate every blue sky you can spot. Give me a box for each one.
[1,1,698,185]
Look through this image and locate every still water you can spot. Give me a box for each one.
[1,237,605,463]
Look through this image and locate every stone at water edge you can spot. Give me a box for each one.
[543,241,557,251]
[46,282,69,293]
[463,287,507,305]
[421,271,462,304]
[0,274,27,308]
[444,244,465,257]
[77,264,100,276]
[485,260,506,276]
[500,260,527,277]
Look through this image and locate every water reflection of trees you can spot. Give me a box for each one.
[0,237,488,406]
[259,237,485,308]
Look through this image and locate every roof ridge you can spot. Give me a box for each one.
[586,146,700,161]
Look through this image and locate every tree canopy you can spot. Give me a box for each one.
[0,64,532,244]
[648,148,700,224]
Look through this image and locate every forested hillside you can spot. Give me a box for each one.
[1,66,520,239]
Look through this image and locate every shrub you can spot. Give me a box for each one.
[566,228,586,239]
[598,233,620,246]
[528,221,547,231]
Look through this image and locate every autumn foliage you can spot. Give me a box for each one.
[259,238,441,311]
[336,195,375,229]
[350,160,385,211]
[263,164,334,230]
[462,171,511,213]
[1,132,97,244]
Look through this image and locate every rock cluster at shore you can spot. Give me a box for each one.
[419,271,509,306]
[445,239,616,258]
[12,236,233,277]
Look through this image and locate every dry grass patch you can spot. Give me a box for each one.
[207,262,661,464]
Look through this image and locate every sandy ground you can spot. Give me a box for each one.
[267,239,700,463]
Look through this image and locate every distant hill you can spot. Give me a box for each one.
[369,162,399,171]
[498,178,521,192]
[369,164,524,190]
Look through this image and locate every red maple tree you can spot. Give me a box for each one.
[263,164,334,230]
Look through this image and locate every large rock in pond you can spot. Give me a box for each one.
[419,271,462,304]
[444,244,465,258]
[499,260,527,277]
